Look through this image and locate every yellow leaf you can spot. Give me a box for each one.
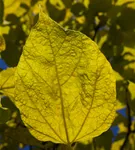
[118,123,127,133]
[4,0,21,16]
[128,81,135,100]
[0,67,15,98]
[14,11,116,144]
[76,16,86,24]
[128,81,135,113]
[0,34,6,52]
[114,0,135,8]
[113,0,131,5]
[83,0,90,8]
[111,138,125,150]
[118,47,135,82]
[4,0,31,17]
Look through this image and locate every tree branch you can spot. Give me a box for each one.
[120,81,132,150]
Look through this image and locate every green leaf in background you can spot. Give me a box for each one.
[46,0,66,22]
[0,0,4,24]
[88,0,112,13]
[71,3,86,17]
[94,129,113,150]
[0,95,44,149]
[14,10,116,145]
[0,106,11,124]
[61,0,72,8]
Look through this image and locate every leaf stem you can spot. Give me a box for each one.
[60,144,73,150]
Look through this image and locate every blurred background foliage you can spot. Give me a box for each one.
[0,0,135,149]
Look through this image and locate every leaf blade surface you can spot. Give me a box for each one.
[14,11,116,144]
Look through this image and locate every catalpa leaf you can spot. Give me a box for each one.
[14,10,116,144]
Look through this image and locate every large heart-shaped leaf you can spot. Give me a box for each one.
[14,10,116,144]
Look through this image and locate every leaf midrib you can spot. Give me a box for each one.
[47,33,70,144]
